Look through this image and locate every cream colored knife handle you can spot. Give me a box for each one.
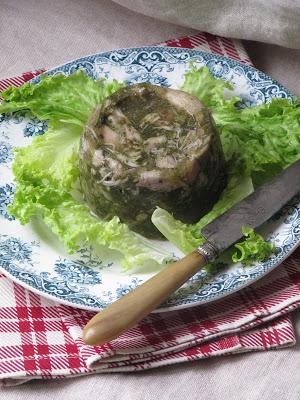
[83,251,206,345]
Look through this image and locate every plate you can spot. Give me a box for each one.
[0,47,299,312]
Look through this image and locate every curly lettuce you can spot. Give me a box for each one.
[232,227,276,266]
[152,160,254,254]
[2,66,298,268]
[152,66,300,264]
[0,71,171,270]
[181,66,300,186]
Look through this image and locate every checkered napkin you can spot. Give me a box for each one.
[0,32,299,387]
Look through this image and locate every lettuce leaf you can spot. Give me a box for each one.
[12,120,81,192]
[180,64,239,111]
[182,66,300,186]
[1,71,171,269]
[8,181,171,270]
[3,66,297,269]
[152,66,300,264]
[1,70,123,126]
[2,70,123,191]
[152,161,253,254]
[232,227,276,266]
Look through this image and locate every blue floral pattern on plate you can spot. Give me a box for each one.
[0,184,15,220]
[0,47,298,312]
[23,118,48,137]
[0,235,33,264]
[0,142,13,165]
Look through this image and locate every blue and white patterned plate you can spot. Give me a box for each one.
[0,47,299,312]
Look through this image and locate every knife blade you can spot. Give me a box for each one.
[83,158,300,346]
[198,158,300,261]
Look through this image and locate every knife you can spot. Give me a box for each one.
[83,159,300,345]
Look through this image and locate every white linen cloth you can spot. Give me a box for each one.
[113,0,300,48]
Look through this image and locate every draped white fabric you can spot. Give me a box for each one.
[113,0,300,48]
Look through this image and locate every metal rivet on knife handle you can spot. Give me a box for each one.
[197,242,219,263]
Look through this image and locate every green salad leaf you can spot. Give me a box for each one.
[2,66,298,269]
[1,70,122,125]
[1,71,171,269]
[152,66,300,264]
[182,66,300,186]
[152,160,253,254]
[2,70,124,192]
[232,227,276,266]
[9,180,171,270]
[12,120,81,192]
[180,63,239,111]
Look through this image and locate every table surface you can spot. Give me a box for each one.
[1,0,300,398]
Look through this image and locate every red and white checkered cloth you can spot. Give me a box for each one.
[0,32,299,387]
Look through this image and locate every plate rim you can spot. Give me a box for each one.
[0,241,299,313]
[31,45,294,100]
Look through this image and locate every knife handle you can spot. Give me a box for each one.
[83,251,206,345]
